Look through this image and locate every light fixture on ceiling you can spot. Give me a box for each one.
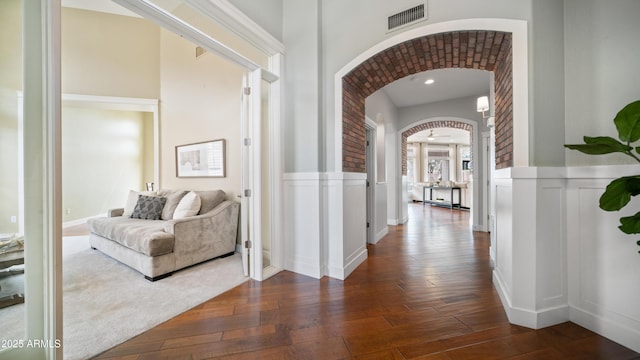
[427,130,435,141]
[476,96,495,128]
[426,129,450,141]
[424,78,435,85]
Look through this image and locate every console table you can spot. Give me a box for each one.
[422,186,462,210]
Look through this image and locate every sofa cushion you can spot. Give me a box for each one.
[158,189,188,220]
[130,195,166,220]
[123,190,157,217]
[195,190,226,214]
[88,217,175,257]
[173,191,201,219]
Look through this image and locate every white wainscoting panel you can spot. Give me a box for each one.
[374,182,389,244]
[342,175,368,278]
[493,168,569,329]
[493,165,640,352]
[535,180,569,327]
[566,165,640,352]
[322,172,368,280]
[494,177,513,309]
[283,173,323,278]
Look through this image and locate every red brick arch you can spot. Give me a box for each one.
[402,121,473,175]
[342,30,513,174]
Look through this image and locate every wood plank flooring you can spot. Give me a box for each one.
[92,203,639,359]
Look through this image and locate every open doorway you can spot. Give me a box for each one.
[406,126,473,214]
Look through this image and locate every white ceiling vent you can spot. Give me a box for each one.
[388,4,426,32]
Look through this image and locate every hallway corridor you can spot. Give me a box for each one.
[95,204,639,359]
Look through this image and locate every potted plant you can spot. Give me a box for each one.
[565,100,640,253]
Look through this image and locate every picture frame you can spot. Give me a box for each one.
[175,139,226,178]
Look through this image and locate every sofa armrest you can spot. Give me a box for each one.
[108,208,124,217]
[163,200,240,269]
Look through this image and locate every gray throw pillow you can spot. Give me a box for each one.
[130,195,166,220]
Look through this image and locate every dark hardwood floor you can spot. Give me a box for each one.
[92,203,639,359]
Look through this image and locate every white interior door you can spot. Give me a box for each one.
[241,68,278,281]
[240,75,251,277]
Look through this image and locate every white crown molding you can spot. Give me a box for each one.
[183,0,285,55]
[114,0,262,72]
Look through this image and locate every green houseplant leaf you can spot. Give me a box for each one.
[564,100,640,254]
[564,136,632,155]
[599,176,640,211]
[619,212,640,235]
[614,100,640,143]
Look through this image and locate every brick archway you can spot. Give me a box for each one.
[342,30,513,174]
[402,120,473,175]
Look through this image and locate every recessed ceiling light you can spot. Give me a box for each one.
[424,79,435,85]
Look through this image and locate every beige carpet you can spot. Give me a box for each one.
[0,236,247,360]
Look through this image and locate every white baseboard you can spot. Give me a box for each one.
[328,246,367,280]
[63,215,101,228]
[570,306,640,353]
[473,224,488,232]
[285,259,323,279]
[494,270,569,330]
[387,218,399,226]
[371,226,388,244]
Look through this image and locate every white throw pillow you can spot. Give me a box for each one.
[123,190,157,217]
[172,191,201,219]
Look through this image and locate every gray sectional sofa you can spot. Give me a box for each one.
[87,189,239,281]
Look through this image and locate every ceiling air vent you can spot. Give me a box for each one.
[388,4,426,32]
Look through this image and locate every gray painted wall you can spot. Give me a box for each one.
[564,0,640,166]
[246,0,640,170]
[229,0,283,41]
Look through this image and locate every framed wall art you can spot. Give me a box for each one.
[175,139,226,178]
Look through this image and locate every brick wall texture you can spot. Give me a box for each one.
[342,31,513,173]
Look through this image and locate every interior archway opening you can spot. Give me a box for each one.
[342,30,513,175]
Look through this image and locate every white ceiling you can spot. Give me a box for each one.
[381,68,491,108]
[381,68,490,145]
[407,128,470,145]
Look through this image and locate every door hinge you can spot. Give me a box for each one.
[367,222,370,228]
[244,87,251,95]
[367,180,370,187]
[244,138,251,146]
[245,240,252,248]
[244,189,252,197]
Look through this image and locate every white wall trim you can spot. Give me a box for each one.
[183,0,285,55]
[334,18,529,172]
[63,215,101,229]
[115,0,277,80]
[494,164,640,353]
[283,172,323,279]
[374,226,389,244]
[570,306,640,354]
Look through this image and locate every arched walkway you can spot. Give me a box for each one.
[341,30,513,174]
[402,120,473,175]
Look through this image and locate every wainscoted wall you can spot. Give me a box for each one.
[374,182,389,244]
[283,172,368,281]
[283,173,323,278]
[493,165,640,353]
[566,166,640,353]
